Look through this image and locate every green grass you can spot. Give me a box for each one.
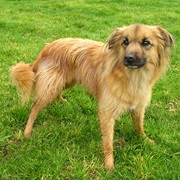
[0,0,180,179]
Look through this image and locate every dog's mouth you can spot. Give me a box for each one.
[124,54,146,69]
[126,65,140,69]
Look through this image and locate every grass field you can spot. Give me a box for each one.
[0,0,180,179]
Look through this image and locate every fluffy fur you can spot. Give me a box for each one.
[10,24,173,169]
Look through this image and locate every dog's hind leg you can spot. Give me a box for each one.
[24,70,65,138]
[57,81,76,102]
[24,93,57,138]
[24,100,45,138]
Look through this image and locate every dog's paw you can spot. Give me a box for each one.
[141,133,155,144]
[58,96,67,102]
[105,161,115,170]
[24,130,32,139]
[104,156,115,170]
[146,137,155,144]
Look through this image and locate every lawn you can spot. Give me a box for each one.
[0,0,180,179]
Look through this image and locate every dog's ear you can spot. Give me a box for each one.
[156,26,174,47]
[106,27,125,49]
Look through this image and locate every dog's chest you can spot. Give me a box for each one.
[129,105,136,111]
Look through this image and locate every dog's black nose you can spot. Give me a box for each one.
[125,54,136,62]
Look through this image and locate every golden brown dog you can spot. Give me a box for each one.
[10,24,173,169]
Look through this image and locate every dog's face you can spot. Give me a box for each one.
[107,24,173,69]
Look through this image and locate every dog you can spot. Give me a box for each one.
[10,24,173,169]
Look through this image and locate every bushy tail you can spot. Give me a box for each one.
[10,62,35,104]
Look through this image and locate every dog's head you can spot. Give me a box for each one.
[106,24,173,70]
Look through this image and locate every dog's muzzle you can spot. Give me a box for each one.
[124,54,146,69]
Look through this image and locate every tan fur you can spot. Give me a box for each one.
[10,24,173,169]
[10,62,35,104]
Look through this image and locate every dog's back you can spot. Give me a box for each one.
[10,38,104,104]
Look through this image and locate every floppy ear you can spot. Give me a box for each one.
[106,27,125,49]
[156,26,174,47]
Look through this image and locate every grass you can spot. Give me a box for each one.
[0,0,180,179]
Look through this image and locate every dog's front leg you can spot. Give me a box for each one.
[131,107,155,143]
[99,111,115,169]
[131,107,145,136]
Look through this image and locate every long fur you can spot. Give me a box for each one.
[10,62,35,104]
[10,24,173,169]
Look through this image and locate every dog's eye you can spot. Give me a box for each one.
[142,39,151,47]
[122,38,129,47]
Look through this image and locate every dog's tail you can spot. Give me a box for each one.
[10,62,35,104]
